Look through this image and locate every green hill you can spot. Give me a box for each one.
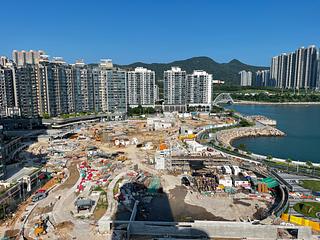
[116,56,268,85]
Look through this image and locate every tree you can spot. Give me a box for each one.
[42,112,50,119]
[239,119,253,127]
[266,155,273,160]
[210,105,223,113]
[306,161,314,175]
[286,158,292,171]
[306,161,313,168]
[128,105,156,116]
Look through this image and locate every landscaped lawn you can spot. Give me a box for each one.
[293,202,320,219]
[300,180,320,192]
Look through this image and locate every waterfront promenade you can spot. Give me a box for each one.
[234,100,320,105]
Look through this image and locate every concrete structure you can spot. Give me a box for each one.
[127,67,155,107]
[100,220,312,240]
[239,70,252,86]
[186,70,212,112]
[0,130,22,179]
[168,155,228,171]
[163,67,187,112]
[185,140,207,152]
[233,176,250,187]
[179,125,194,135]
[222,165,232,174]
[0,168,44,217]
[147,117,173,131]
[154,149,171,170]
[0,117,43,131]
[231,165,241,175]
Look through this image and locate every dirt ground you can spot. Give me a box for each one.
[54,221,75,239]
[168,186,229,222]
[184,188,270,221]
[54,160,80,191]
[161,175,270,222]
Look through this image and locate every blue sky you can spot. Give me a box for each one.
[1,0,319,66]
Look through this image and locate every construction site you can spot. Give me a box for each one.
[0,112,312,239]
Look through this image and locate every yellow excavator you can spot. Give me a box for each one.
[116,155,128,162]
[34,215,55,237]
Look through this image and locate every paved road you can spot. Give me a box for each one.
[105,170,133,219]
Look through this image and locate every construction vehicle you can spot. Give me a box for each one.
[178,134,196,141]
[74,197,95,213]
[116,155,128,162]
[93,129,101,141]
[34,216,55,236]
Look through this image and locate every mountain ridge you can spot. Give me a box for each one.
[115,56,269,85]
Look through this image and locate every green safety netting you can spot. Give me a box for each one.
[148,177,160,193]
[260,177,279,188]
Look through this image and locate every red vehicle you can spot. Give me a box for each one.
[36,189,46,194]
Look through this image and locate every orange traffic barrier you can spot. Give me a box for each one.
[281,213,320,232]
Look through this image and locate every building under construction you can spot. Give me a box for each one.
[168,155,234,172]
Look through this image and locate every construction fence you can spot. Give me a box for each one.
[281,213,320,232]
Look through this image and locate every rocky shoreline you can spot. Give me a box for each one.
[216,126,285,147]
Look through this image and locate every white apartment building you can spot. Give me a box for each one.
[186,70,212,111]
[127,67,155,107]
[98,59,113,112]
[163,67,187,112]
[239,70,252,86]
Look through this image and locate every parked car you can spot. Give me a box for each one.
[32,192,47,202]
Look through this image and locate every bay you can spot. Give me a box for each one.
[229,104,320,163]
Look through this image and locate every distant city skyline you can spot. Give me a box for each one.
[1,0,319,66]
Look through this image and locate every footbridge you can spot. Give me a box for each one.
[212,93,234,105]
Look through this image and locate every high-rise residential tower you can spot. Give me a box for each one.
[239,70,252,86]
[15,65,39,117]
[127,67,155,107]
[186,70,212,112]
[12,50,45,66]
[98,59,113,112]
[255,70,271,87]
[163,67,187,112]
[107,69,127,113]
[0,66,15,116]
[72,60,95,113]
[271,45,318,90]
